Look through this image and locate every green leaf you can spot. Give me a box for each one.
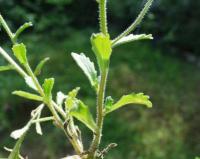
[34,57,50,76]
[13,22,33,42]
[65,87,80,111]
[105,93,152,114]
[112,34,153,48]
[70,100,96,132]
[12,43,27,64]
[12,91,43,102]
[91,33,112,70]
[8,132,26,159]
[71,53,98,89]
[105,96,114,112]
[42,78,54,102]
[0,65,14,72]
[25,76,37,91]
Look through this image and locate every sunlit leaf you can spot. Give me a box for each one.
[42,78,54,102]
[112,34,153,47]
[70,100,96,132]
[61,155,81,159]
[91,33,112,70]
[10,125,29,140]
[12,91,43,101]
[71,53,98,89]
[105,93,152,114]
[12,43,27,64]
[34,57,50,76]
[25,76,37,91]
[56,91,67,106]
[65,87,80,111]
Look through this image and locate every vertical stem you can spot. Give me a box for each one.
[89,68,108,158]
[99,0,108,35]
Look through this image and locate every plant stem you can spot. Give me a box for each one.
[112,0,153,44]
[0,14,15,44]
[99,0,108,35]
[0,47,27,77]
[89,68,108,158]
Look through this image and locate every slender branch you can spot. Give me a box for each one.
[99,0,108,35]
[112,0,153,44]
[89,69,108,158]
[32,116,54,123]
[0,14,15,43]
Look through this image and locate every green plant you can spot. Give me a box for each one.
[0,0,154,158]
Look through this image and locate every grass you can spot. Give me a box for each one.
[0,30,199,159]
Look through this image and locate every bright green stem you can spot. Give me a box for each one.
[99,0,108,35]
[0,14,15,43]
[89,68,108,158]
[112,0,153,44]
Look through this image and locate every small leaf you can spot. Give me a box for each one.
[34,57,50,76]
[35,111,43,135]
[25,76,37,91]
[12,43,27,64]
[12,91,43,101]
[65,87,80,111]
[10,125,29,140]
[71,53,98,89]
[56,91,67,106]
[105,96,114,112]
[91,33,112,70]
[8,133,26,159]
[105,93,152,114]
[112,34,153,47]
[70,101,96,132]
[13,22,33,42]
[0,65,14,72]
[42,78,54,102]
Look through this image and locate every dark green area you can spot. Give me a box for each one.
[0,0,200,159]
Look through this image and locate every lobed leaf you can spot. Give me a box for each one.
[12,43,27,64]
[105,93,152,114]
[70,100,96,132]
[71,53,98,90]
[12,91,43,102]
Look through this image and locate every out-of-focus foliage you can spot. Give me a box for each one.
[1,0,199,55]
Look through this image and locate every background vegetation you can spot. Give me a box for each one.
[0,0,199,159]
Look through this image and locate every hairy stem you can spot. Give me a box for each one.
[89,68,108,158]
[112,0,153,44]
[99,0,108,35]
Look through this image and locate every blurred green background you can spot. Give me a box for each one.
[0,0,200,158]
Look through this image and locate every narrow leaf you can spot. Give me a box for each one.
[65,87,80,111]
[10,125,29,140]
[105,93,152,114]
[71,53,98,89]
[70,101,96,132]
[12,43,27,64]
[25,76,37,91]
[0,65,14,72]
[42,78,54,102]
[35,111,43,135]
[12,91,43,101]
[112,34,153,47]
[8,133,26,159]
[34,57,50,76]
